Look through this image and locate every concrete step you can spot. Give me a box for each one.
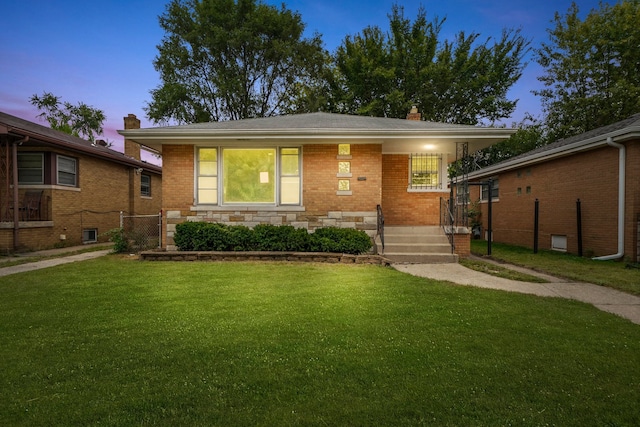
[375,226,457,264]
[382,242,452,254]
[382,252,459,264]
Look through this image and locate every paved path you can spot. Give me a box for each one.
[0,249,111,277]
[394,261,640,325]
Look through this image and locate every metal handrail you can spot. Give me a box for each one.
[376,204,385,254]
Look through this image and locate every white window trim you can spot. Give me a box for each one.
[141,173,151,197]
[195,146,302,207]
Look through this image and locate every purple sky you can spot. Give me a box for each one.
[1,0,605,157]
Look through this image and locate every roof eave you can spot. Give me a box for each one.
[468,125,640,179]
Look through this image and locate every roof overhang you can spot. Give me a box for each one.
[119,124,516,155]
[468,124,640,179]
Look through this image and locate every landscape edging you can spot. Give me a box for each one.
[139,251,392,265]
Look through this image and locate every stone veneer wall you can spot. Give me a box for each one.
[165,209,378,251]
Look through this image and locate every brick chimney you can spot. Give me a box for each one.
[123,113,141,161]
[406,105,421,121]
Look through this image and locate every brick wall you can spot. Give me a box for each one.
[381,154,446,225]
[473,143,639,260]
[160,143,383,249]
[0,146,161,251]
[303,144,382,213]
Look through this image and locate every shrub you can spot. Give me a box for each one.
[311,227,372,254]
[103,228,130,253]
[173,222,372,255]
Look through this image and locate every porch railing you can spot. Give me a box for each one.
[439,197,455,254]
[376,204,384,255]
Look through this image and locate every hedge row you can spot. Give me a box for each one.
[173,222,372,255]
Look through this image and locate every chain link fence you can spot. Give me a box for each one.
[120,211,161,252]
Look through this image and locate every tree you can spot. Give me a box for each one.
[146,0,326,124]
[331,4,530,124]
[535,1,640,141]
[473,115,547,168]
[30,92,106,142]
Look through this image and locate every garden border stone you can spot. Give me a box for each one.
[139,250,392,265]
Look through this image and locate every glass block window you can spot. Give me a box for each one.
[338,179,350,191]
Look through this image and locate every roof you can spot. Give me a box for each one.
[468,113,640,178]
[0,111,161,174]
[118,112,517,154]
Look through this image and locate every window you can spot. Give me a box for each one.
[551,235,567,252]
[338,179,350,191]
[197,148,218,204]
[196,147,300,205]
[57,155,77,186]
[410,153,441,189]
[280,148,300,205]
[338,144,350,156]
[456,182,469,205]
[338,161,351,174]
[141,173,151,197]
[83,229,97,243]
[481,177,499,200]
[17,153,44,184]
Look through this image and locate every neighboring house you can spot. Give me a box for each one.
[0,112,161,252]
[467,113,640,262]
[119,109,515,257]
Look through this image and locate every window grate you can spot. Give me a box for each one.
[410,153,442,190]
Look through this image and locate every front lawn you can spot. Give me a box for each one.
[1,257,639,426]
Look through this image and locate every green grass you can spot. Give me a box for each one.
[458,258,548,283]
[1,256,639,426]
[471,240,640,295]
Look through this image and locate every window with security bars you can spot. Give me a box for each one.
[409,154,441,189]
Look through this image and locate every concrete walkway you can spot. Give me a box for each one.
[0,245,112,277]
[394,259,640,325]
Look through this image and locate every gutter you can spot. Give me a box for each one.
[593,137,625,261]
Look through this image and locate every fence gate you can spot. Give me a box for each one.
[120,211,162,251]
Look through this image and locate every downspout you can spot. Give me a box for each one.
[593,137,625,260]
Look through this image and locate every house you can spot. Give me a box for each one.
[0,112,162,252]
[119,109,515,261]
[466,113,640,262]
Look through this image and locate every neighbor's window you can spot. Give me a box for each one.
[456,182,469,205]
[17,153,44,184]
[83,229,97,243]
[551,235,567,252]
[338,179,350,191]
[480,177,499,200]
[141,173,151,197]
[197,148,218,204]
[409,153,441,189]
[338,144,350,156]
[57,155,77,186]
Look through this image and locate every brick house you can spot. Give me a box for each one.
[0,112,161,252]
[467,113,640,262]
[119,110,515,260]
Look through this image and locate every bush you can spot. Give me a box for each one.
[103,228,130,253]
[311,227,373,254]
[173,222,372,254]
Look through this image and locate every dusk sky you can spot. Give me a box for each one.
[1,0,606,156]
